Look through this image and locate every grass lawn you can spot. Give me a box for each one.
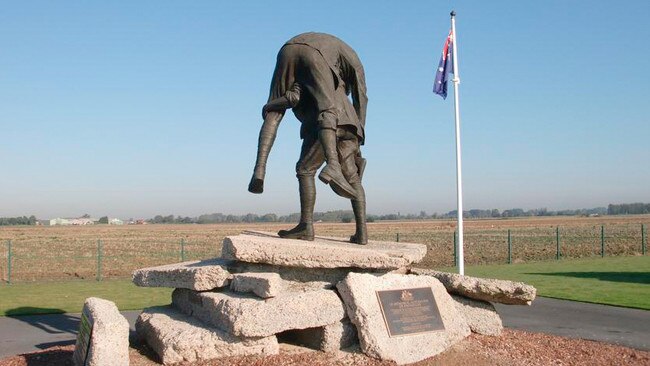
[438,255,650,310]
[1,256,648,316]
[0,279,171,316]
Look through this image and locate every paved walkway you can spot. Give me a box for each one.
[0,298,648,359]
[494,297,649,351]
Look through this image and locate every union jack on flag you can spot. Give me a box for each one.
[433,30,454,99]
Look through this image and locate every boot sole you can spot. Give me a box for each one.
[350,235,368,245]
[248,178,264,194]
[278,231,315,241]
[318,171,356,199]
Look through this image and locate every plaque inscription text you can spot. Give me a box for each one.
[73,307,93,366]
[376,287,445,337]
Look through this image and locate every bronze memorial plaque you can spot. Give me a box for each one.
[376,287,445,337]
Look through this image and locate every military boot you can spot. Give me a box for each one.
[349,183,368,245]
[317,129,357,199]
[278,222,314,241]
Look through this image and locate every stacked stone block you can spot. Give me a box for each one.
[133,231,536,365]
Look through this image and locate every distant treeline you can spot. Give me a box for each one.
[149,211,423,224]
[3,203,649,226]
[608,203,650,215]
[148,204,645,223]
[148,206,614,224]
[0,216,37,226]
[447,207,608,218]
[150,211,358,224]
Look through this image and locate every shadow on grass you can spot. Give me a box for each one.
[5,306,67,317]
[525,272,650,284]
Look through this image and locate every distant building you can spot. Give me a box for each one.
[109,218,124,225]
[49,218,70,226]
[71,218,95,225]
[48,217,96,226]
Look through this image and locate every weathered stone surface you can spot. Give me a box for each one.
[231,273,330,296]
[222,231,426,269]
[411,268,537,305]
[283,279,331,292]
[136,306,278,365]
[73,297,129,366]
[230,261,393,285]
[230,272,283,298]
[132,258,232,291]
[285,319,358,352]
[451,295,503,336]
[337,273,470,365]
[320,319,359,352]
[172,287,347,338]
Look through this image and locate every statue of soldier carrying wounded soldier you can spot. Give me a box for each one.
[248,32,369,244]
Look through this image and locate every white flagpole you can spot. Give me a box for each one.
[450,10,464,275]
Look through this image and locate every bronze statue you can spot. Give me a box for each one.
[248,32,369,244]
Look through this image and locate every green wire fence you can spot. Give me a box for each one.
[1,223,648,284]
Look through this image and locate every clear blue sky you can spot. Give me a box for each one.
[1,1,649,219]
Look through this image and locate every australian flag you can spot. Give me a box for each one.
[433,31,454,99]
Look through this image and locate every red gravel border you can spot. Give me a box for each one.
[2,329,649,366]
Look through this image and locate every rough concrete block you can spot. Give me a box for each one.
[222,231,426,269]
[132,258,232,291]
[230,272,283,298]
[284,319,358,352]
[411,268,537,305]
[229,261,367,285]
[136,306,278,365]
[337,273,470,365]
[451,295,503,336]
[73,297,129,366]
[172,287,346,338]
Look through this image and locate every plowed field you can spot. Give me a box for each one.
[1,215,648,282]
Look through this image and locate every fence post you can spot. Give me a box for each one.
[181,239,186,261]
[642,224,646,255]
[600,225,605,257]
[556,226,560,260]
[454,230,458,267]
[507,229,512,264]
[396,233,400,243]
[6,240,12,284]
[96,239,103,281]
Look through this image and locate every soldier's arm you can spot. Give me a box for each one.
[350,68,367,130]
[340,47,368,130]
[262,83,302,118]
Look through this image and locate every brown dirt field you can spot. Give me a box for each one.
[1,215,648,282]
[1,329,649,366]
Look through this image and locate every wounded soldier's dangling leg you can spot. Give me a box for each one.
[316,110,357,199]
[338,134,367,244]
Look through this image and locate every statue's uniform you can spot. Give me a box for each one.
[268,32,368,184]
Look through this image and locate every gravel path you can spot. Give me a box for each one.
[1,329,649,366]
[1,297,649,365]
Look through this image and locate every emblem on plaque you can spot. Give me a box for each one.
[400,290,414,302]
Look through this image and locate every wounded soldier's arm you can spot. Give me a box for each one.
[262,83,302,118]
[285,83,301,107]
